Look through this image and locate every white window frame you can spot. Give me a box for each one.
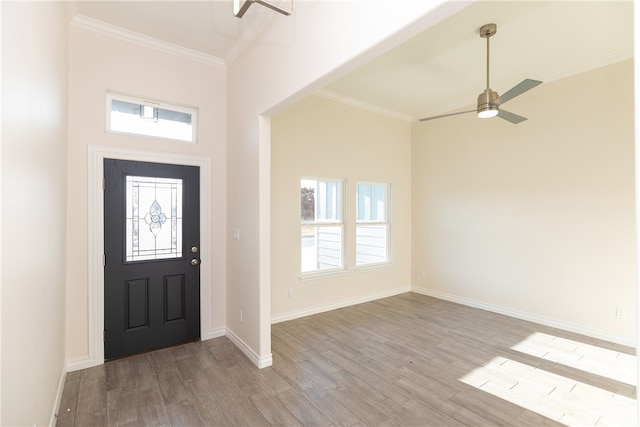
[355,181,390,268]
[300,177,345,278]
[105,91,198,143]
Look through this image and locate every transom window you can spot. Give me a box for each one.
[301,178,344,274]
[356,182,389,266]
[106,92,197,143]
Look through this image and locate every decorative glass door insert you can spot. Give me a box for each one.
[125,175,183,262]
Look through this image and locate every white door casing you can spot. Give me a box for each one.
[68,145,212,370]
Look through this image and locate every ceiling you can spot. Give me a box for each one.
[69,1,633,121]
[68,0,277,64]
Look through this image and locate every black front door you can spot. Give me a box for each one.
[104,158,200,360]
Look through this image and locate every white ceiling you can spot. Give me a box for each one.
[68,1,633,121]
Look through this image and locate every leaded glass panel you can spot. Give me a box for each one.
[125,175,183,262]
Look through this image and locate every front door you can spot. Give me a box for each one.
[104,159,200,360]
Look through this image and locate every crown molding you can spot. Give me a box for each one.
[71,15,226,68]
[539,48,634,87]
[315,90,413,122]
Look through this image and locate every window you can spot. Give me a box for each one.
[301,178,344,274]
[125,175,183,262]
[356,182,389,266]
[106,92,197,143]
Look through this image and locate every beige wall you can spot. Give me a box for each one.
[1,2,69,424]
[66,25,227,364]
[412,59,636,345]
[271,95,412,320]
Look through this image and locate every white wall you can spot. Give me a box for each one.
[66,25,227,365]
[271,95,411,321]
[227,0,467,365]
[412,59,636,345]
[1,2,69,424]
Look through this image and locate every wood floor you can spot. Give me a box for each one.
[55,293,637,426]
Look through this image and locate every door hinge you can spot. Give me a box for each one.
[103,330,106,342]
[103,254,106,267]
[102,178,105,190]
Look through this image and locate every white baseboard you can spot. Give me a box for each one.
[202,326,226,341]
[271,286,411,324]
[49,362,67,427]
[225,328,273,369]
[412,287,636,348]
[66,356,102,372]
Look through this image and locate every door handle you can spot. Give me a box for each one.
[191,258,200,266]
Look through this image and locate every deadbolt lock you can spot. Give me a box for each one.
[191,246,198,253]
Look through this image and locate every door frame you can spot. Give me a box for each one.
[86,145,212,367]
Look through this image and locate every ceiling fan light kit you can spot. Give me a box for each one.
[419,23,542,124]
[477,89,499,118]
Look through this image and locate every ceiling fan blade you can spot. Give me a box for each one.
[419,109,476,122]
[493,79,542,106]
[497,109,527,124]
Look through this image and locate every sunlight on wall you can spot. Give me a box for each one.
[459,333,637,426]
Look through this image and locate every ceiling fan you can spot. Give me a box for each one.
[419,23,542,124]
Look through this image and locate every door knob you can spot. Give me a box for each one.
[191,258,199,266]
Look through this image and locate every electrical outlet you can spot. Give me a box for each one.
[288,288,294,298]
[239,309,243,322]
[616,307,626,319]
[232,228,240,241]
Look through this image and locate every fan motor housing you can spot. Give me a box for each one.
[477,89,499,115]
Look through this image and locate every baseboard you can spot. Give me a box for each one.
[202,326,226,341]
[271,286,411,324]
[49,362,67,427]
[412,287,636,348]
[66,356,102,372]
[225,328,273,369]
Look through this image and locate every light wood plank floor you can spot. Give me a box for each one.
[56,293,637,426]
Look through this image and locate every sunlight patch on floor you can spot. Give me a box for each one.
[459,332,638,426]
[460,357,636,425]
[511,332,636,386]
